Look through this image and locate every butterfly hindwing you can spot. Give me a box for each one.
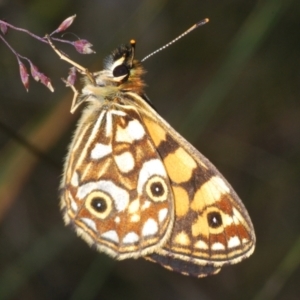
[60,104,174,259]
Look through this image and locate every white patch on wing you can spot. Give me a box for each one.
[130,214,140,222]
[101,230,119,243]
[212,242,225,251]
[91,143,112,159]
[122,232,139,244]
[194,240,209,249]
[71,171,79,187]
[80,218,97,231]
[114,216,120,223]
[127,119,145,140]
[105,110,112,137]
[115,119,145,143]
[128,199,140,214]
[114,151,135,173]
[77,180,129,212]
[141,201,151,210]
[137,159,167,194]
[228,236,241,248]
[142,218,158,236]
[158,208,168,223]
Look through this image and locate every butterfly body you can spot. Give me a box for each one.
[57,40,255,277]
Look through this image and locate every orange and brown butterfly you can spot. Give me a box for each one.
[47,18,255,277]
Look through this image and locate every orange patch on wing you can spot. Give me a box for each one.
[173,186,190,217]
[174,231,191,246]
[143,118,167,147]
[192,215,209,238]
[164,148,196,183]
[218,194,234,215]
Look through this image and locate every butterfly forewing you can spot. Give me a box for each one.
[60,104,174,259]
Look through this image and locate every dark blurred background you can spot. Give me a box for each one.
[0,0,299,299]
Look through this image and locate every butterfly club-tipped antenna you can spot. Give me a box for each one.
[141,18,209,62]
[129,39,136,67]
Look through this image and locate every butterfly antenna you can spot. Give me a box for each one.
[141,18,209,62]
[129,39,136,67]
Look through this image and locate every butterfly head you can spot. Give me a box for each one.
[81,40,146,104]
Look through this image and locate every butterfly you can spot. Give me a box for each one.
[47,19,255,277]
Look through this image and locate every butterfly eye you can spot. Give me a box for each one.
[145,176,168,202]
[113,64,129,78]
[86,191,113,219]
[207,211,223,228]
